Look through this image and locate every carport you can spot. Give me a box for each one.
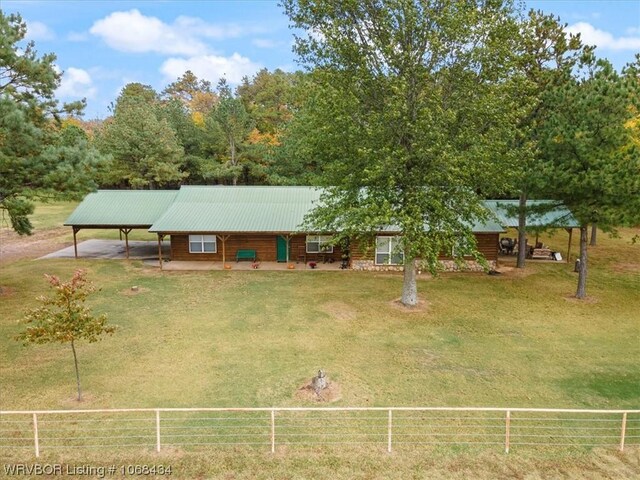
[485,200,580,259]
[64,190,178,260]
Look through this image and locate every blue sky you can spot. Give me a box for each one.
[3,0,639,119]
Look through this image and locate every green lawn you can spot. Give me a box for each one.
[2,230,638,410]
[0,205,638,477]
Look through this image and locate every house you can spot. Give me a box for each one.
[65,185,508,271]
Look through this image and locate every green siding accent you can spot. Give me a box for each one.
[64,190,179,227]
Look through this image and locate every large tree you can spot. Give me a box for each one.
[283,0,523,306]
[509,10,586,268]
[538,56,640,298]
[97,84,187,188]
[0,11,103,234]
[205,79,254,185]
[162,70,218,117]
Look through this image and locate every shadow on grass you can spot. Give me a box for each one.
[560,371,640,401]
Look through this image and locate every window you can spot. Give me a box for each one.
[375,236,404,265]
[306,235,334,253]
[189,235,217,253]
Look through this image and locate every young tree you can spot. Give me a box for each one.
[538,56,640,298]
[16,270,116,401]
[283,0,523,306]
[0,12,103,234]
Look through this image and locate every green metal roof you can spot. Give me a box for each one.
[65,190,179,227]
[149,186,323,233]
[66,187,537,233]
[148,186,504,233]
[485,200,579,228]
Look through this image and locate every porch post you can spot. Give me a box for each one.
[218,235,230,265]
[566,228,573,261]
[157,234,163,270]
[286,235,291,263]
[122,228,132,259]
[73,227,79,259]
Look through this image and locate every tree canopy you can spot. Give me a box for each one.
[537,55,640,298]
[96,83,188,189]
[283,0,524,305]
[0,11,104,234]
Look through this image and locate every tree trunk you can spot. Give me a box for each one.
[590,224,597,246]
[576,225,588,299]
[401,257,418,307]
[516,191,527,268]
[230,138,238,186]
[71,340,83,401]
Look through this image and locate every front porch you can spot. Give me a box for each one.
[156,260,347,271]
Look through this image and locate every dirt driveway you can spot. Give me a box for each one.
[0,227,71,264]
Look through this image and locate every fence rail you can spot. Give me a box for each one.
[1,407,638,457]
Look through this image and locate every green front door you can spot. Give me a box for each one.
[276,236,288,262]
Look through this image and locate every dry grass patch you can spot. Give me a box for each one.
[611,262,640,274]
[389,297,430,313]
[320,301,357,321]
[564,294,600,304]
[295,380,342,403]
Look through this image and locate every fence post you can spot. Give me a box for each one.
[620,412,627,452]
[270,410,275,454]
[504,410,511,454]
[387,409,393,453]
[32,413,40,458]
[155,410,161,452]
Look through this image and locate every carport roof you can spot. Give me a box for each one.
[64,190,179,227]
[485,200,580,228]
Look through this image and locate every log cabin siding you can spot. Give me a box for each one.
[170,234,344,263]
[169,233,498,264]
[349,233,499,262]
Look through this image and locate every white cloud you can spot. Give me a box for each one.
[25,20,55,41]
[161,53,262,85]
[57,67,97,99]
[626,26,640,36]
[173,16,258,39]
[89,10,266,56]
[90,9,207,56]
[566,22,640,51]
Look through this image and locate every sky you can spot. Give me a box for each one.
[2,0,639,119]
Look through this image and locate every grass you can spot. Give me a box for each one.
[0,203,639,477]
[2,255,637,410]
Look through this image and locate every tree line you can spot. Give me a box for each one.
[1,3,638,302]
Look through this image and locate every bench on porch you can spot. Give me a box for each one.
[236,249,257,262]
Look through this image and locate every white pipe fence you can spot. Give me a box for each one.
[1,407,638,458]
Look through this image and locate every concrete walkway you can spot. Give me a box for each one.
[159,260,346,271]
[40,240,346,271]
[40,239,169,260]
